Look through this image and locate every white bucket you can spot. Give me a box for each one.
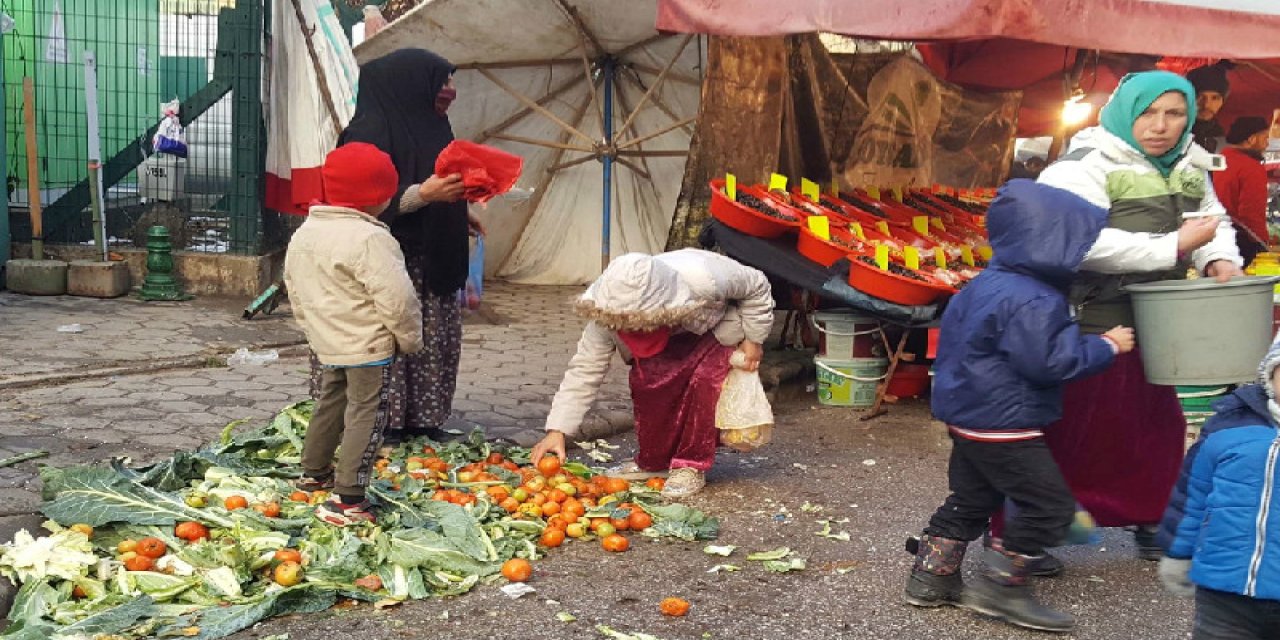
[815,356,888,407]
[811,311,881,359]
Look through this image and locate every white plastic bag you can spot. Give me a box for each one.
[152,99,188,157]
[715,351,774,452]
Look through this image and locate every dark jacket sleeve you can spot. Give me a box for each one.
[997,295,1115,387]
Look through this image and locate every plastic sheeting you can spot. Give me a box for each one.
[264,0,359,215]
[356,0,701,285]
[656,0,1280,59]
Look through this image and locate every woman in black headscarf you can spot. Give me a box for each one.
[309,48,478,442]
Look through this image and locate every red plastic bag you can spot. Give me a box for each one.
[434,140,524,203]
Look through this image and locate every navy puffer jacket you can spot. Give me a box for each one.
[930,180,1116,431]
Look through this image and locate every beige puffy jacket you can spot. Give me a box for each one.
[284,205,424,366]
[545,249,774,437]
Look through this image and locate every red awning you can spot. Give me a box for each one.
[656,0,1280,59]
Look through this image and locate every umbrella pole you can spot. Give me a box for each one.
[601,58,615,272]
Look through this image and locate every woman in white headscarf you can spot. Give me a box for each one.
[530,249,775,498]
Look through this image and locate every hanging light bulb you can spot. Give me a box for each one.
[1062,91,1093,127]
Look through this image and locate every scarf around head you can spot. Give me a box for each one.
[1099,71,1198,177]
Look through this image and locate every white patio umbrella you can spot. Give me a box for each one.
[356,0,703,284]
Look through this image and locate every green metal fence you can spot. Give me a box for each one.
[2,0,283,256]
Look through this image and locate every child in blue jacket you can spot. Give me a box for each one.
[1158,340,1280,639]
[905,180,1134,633]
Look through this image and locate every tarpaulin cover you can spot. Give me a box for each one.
[698,220,940,326]
[435,140,524,204]
[656,0,1280,59]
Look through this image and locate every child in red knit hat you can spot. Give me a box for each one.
[284,142,424,525]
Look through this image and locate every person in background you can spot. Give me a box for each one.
[1187,63,1231,153]
[1157,340,1280,639]
[1213,116,1273,265]
[529,249,774,499]
[905,180,1133,633]
[1030,71,1243,565]
[313,48,482,446]
[285,142,424,525]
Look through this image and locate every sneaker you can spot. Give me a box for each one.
[315,496,376,526]
[607,459,670,480]
[1132,526,1163,561]
[661,467,706,498]
[295,469,334,492]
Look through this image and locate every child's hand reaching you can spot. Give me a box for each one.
[1102,326,1135,354]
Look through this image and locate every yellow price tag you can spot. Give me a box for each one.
[904,246,920,270]
[725,173,737,201]
[831,178,840,198]
[930,217,946,232]
[960,246,975,266]
[891,186,904,202]
[934,247,947,270]
[875,244,890,270]
[806,215,830,241]
[866,186,881,200]
[912,216,930,237]
[850,222,866,241]
[875,221,890,236]
[769,173,788,192]
[978,246,994,261]
[801,178,820,202]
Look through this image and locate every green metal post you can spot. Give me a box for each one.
[0,24,9,270]
[137,226,191,301]
[227,0,265,255]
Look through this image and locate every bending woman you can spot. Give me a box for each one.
[530,249,774,498]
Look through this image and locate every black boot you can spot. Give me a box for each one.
[1133,526,1162,561]
[984,534,1064,577]
[904,535,967,607]
[962,547,1075,633]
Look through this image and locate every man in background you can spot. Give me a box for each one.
[1187,64,1231,153]
[1213,116,1272,265]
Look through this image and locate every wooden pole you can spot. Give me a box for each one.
[614,35,694,140]
[477,68,597,145]
[22,78,42,260]
[456,58,578,71]
[486,133,593,153]
[477,74,585,144]
[289,0,342,137]
[620,68,695,137]
[616,116,697,150]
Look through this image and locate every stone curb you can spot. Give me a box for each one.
[0,342,310,391]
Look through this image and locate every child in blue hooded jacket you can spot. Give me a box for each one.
[905,180,1134,633]
[1157,340,1280,639]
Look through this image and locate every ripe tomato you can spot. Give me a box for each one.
[499,497,520,513]
[660,597,691,616]
[273,561,303,586]
[645,477,666,491]
[590,475,609,488]
[123,554,154,571]
[355,574,383,591]
[524,476,548,493]
[546,514,570,530]
[224,496,249,511]
[254,502,281,518]
[69,524,94,539]
[501,461,520,472]
[628,510,654,531]
[588,518,608,532]
[175,521,210,542]
[529,493,548,507]
[422,446,437,455]
[501,558,532,582]
[540,528,566,548]
[71,584,88,599]
[562,500,586,519]
[601,533,630,552]
[486,453,505,465]
[547,489,568,504]
[610,516,631,532]
[288,491,309,502]
[274,549,303,564]
[137,537,168,559]
[540,501,562,518]
[604,477,630,495]
[536,455,562,478]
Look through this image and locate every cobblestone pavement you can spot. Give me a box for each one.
[0,282,631,515]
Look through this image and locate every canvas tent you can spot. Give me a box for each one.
[355,0,703,285]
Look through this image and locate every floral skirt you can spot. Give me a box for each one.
[310,254,463,434]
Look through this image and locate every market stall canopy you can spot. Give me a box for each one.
[356,0,702,285]
[655,0,1280,59]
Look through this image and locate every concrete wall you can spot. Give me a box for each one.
[9,243,282,298]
